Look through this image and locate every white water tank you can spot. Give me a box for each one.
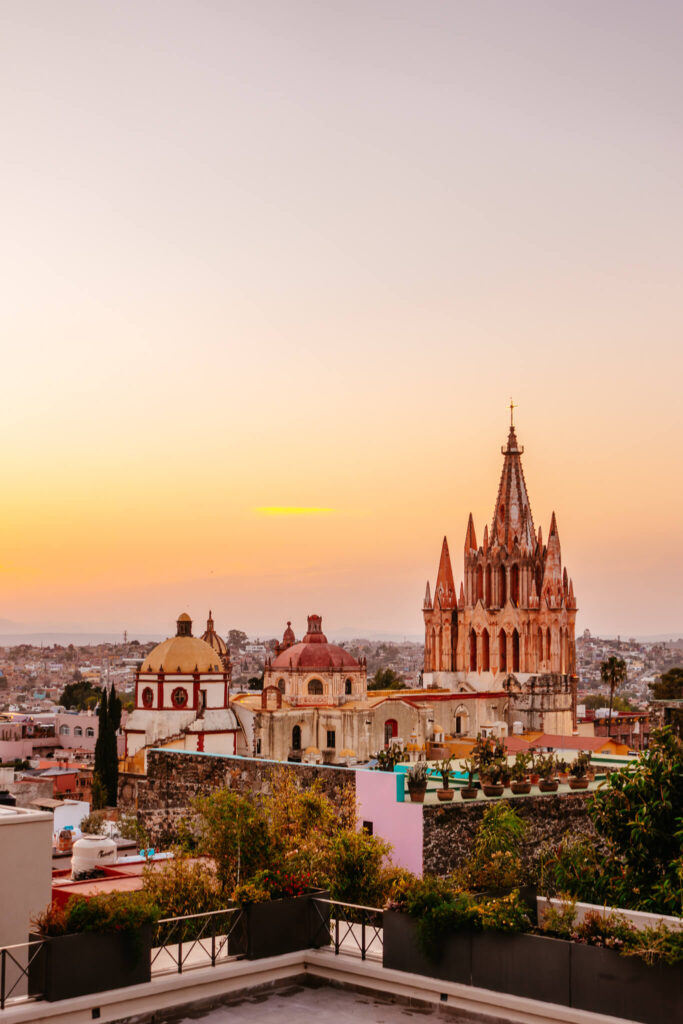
[71,835,117,878]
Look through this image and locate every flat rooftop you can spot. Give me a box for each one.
[173,980,455,1023]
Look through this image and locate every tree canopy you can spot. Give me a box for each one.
[59,679,102,710]
[368,667,406,691]
[649,667,683,734]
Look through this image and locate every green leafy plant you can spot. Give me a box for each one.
[389,875,480,959]
[466,801,527,889]
[437,755,453,789]
[570,751,591,779]
[535,753,556,782]
[406,761,429,786]
[510,751,531,782]
[477,890,532,933]
[461,757,477,787]
[79,810,107,836]
[374,742,408,771]
[32,893,160,961]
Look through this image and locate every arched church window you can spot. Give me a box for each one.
[499,565,507,605]
[476,565,483,602]
[142,686,154,708]
[469,629,477,671]
[344,679,352,695]
[510,564,520,606]
[384,719,398,746]
[277,678,285,694]
[308,679,323,695]
[292,725,301,751]
[546,627,551,663]
[485,565,492,607]
[499,630,507,672]
[481,629,490,671]
[512,629,520,673]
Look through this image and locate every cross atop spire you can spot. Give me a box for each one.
[492,421,535,552]
[509,397,517,427]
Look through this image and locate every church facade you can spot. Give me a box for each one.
[423,421,577,734]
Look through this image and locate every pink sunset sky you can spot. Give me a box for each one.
[1,1,682,640]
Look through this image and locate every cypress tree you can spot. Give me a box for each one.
[93,687,119,807]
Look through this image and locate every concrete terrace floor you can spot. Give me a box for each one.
[174,981,468,1023]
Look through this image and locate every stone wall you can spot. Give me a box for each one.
[423,792,601,876]
[118,749,355,846]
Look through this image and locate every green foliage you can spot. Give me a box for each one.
[187,789,272,891]
[373,742,408,770]
[464,801,527,889]
[570,751,591,778]
[327,829,393,907]
[600,656,627,735]
[584,694,634,712]
[90,770,108,812]
[437,754,453,789]
[589,728,683,914]
[58,679,102,710]
[94,686,118,807]
[142,856,223,917]
[406,761,429,786]
[33,892,159,961]
[79,810,107,835]
[537,835,608,902]
[227,629,248,650]
[368,667,406,691]
[232,868,313,905]
[650,667,683,735]
[510,751,531,781]
[534,753,557,781]
[477,890,532,933]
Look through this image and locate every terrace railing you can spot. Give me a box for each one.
[151,906,246,976]
[311,897,383,961]
[0,938,45,1010]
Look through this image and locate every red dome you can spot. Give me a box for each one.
[270,615,359,671]
[270,641,359,671]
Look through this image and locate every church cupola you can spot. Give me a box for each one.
[176,613,193,637]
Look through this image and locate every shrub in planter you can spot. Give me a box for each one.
[436,755,454,801]
[567,750,591,788]
[29,893,159,1001]
[509,751,532,794]
[232,869,330,959]
[373,742,408,772]
[460,756,478,799]
[406,760,429,802]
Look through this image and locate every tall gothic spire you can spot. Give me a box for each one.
[464,513,477,553]
[491,424,536,552]
[434,536,457,609]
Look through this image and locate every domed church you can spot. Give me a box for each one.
[124,612,241,765]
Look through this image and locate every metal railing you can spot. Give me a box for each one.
[151,907,246,976]
[312,898,383,961]
[0,938,45,1010]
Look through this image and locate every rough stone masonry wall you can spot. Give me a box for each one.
[119,750,355,847]
[423,792,601,876]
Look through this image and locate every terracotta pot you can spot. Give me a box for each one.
[407,784,427,803]
[529,773,540,784]
[558,773,569,783]
[436,788,454,801]
[460,786,479,800]
[482,783,505,797]
[510,781,531,795]
[538,780,559,792]
[568,776,589,790]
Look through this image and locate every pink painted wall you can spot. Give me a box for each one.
[355,769,423,876]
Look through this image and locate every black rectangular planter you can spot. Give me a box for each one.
[240,891,331,960]
[471,931,570,1006]
[382,911,471,984]
[28,928,152,1002]
[570,942,682,1024]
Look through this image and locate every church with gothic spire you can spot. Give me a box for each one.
[423,419,577,734]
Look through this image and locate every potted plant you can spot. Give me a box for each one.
[436,755,454,801]
[509,752,532,794]
[528,747,540,784]
[536,753,559,792]
[406,760,429,802]
[374,741,406,772]
[568,750,591,789]
[556,758,570,783]
[460,757,479,800]
[231,869,330,959]
[29,892,158,1001]
[481,756,506,797]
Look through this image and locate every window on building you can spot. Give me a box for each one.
[59,725,69,736]
[455,716,462,735]
[292,725,301,751]
[277,678,285,693]
[384,719,398,746]
[362,821,374,835]
[344,679,352,695]
[86,728,94,738]
[326,730,336,748]
[256,739,261,754]
[308,679,323,695]
[74,727,83,737]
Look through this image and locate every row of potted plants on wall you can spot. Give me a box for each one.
[404,736,594,802]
